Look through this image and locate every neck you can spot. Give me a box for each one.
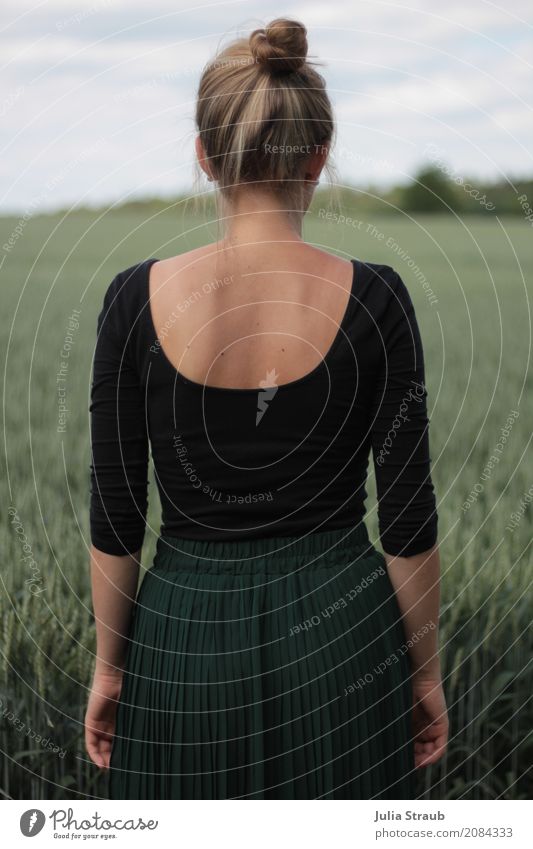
[218,187,309,247]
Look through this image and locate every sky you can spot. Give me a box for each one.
[1,0,532,213]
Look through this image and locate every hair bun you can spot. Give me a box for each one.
[249,18,308,75]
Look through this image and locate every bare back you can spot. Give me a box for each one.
[148,243,355,390]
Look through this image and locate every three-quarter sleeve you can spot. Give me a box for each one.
[370,270,438,556]
[89,272,149,555]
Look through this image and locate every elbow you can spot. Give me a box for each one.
[378,500,438,558]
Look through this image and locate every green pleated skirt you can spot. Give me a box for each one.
[107,522,416,799]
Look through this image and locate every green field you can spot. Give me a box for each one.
[1,205,531,799]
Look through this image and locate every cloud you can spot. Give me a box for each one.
[1,0,531,212]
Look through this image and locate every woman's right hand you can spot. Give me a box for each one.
[411,669,449,768]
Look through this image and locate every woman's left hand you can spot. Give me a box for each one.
[85,670,124,770]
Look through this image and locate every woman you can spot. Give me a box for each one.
[85,17,448,800]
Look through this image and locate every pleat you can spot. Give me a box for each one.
[107,525,416,800]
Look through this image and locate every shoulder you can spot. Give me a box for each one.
[355,260,413,311]
[356,260,403,291]
[105,258,154,301]
[146,247,216,303]
[353,261,423,359]
[153,245,209,272]
[95,260,158,371]
[101,246,212,327]
[99,258,156,324]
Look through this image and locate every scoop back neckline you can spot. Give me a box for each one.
[143,255,358,394]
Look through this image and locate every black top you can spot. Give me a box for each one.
[89,257,438,557]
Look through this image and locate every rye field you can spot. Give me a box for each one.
[0,203,531,799]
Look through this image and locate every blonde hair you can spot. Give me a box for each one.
[193,18,337,227]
